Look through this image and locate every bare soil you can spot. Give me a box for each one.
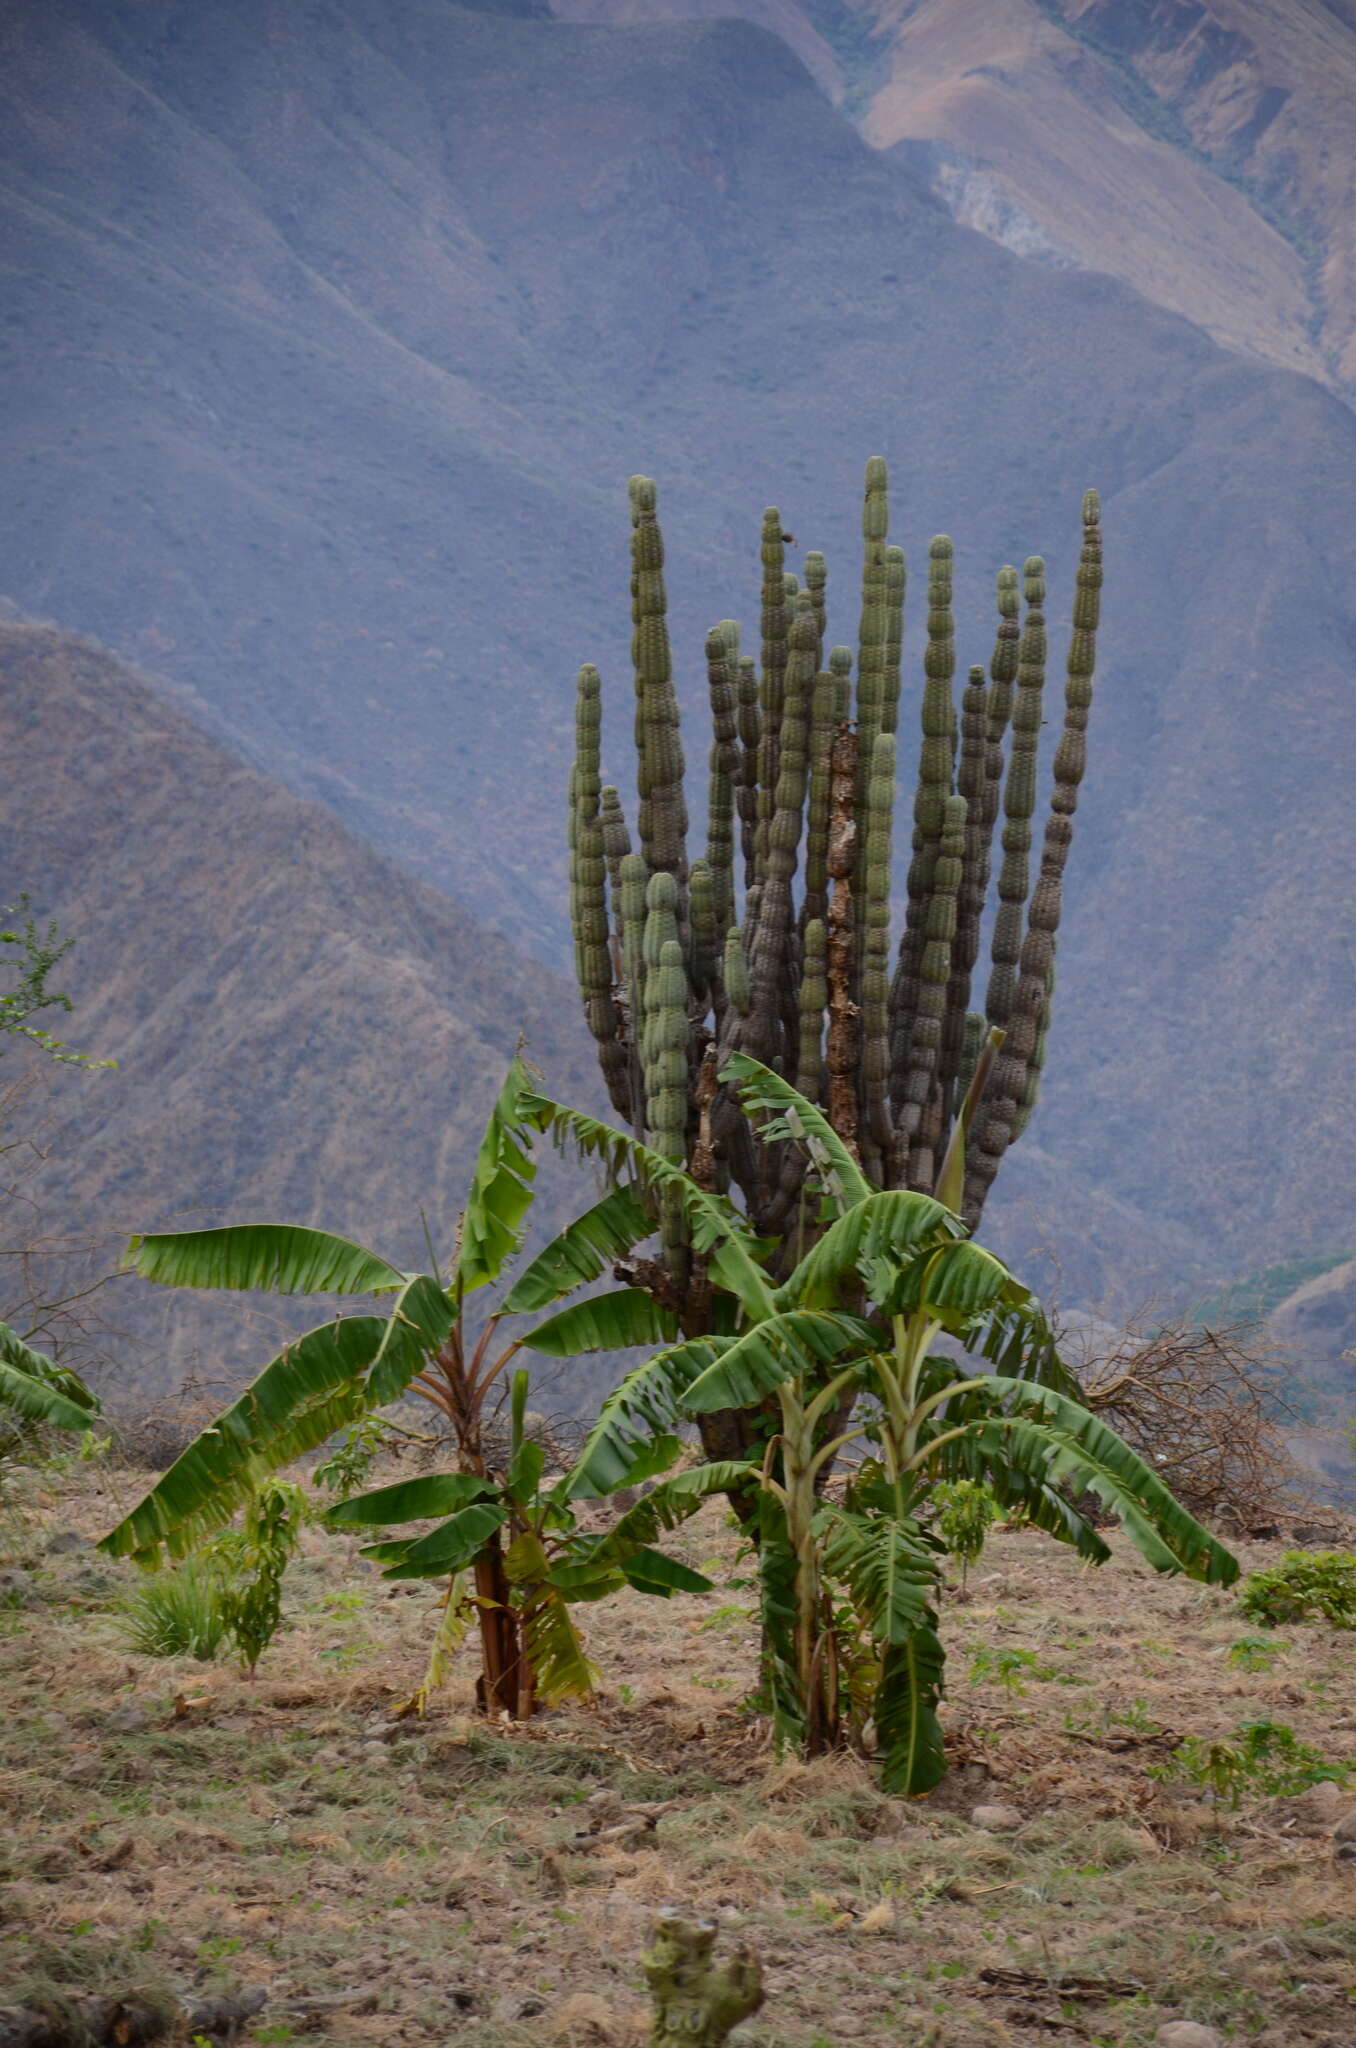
[2,1456,1353,2046]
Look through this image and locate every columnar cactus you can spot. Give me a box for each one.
[568,463,1103,1296]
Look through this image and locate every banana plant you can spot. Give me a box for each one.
[0,1320,100,1443]
[565,1054,1240,1792]
[97,1055,726,1715]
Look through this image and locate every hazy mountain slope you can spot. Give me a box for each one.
[0,615,602,1407]
[549,0,1354,393]
[2,0,1355,1306]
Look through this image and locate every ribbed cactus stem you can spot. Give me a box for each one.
[824,716,860,1159]
[689,857,720,1012]
[804,550,827,657]
[899,791,966,1191]
[704,625,739,941]
[801,648,845,935]
[570,669,630,1117]
[723,925,751,1018]
[935,663,990,1145]
[882,543,905,739]
[983,556,1046,1033]
[649,936,691,1285]
[735,652,760,892]
[859,729,896,1178]
[985,492,1102,1173]
[853,457,890,930]
[795,917,827,1102]
[889,535,956,1115]
[631,477,689,900]
[745,596,814,1068]
[754,508,788,873]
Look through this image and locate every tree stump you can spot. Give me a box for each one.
[643,1908,764,2046]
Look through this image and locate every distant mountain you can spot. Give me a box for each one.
[3,0,1355,1313]
[548,0,1356,394]
[0,615,604,1411]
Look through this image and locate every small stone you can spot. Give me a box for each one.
[970,1802,1023,1832]
[1331,1809,1356,1843]
[105,1701,151,1733]
[1251,1935,1292,1960]
[45,1531,92,1554]
[1334,1841,1356,1868]
[1156,2025,1222,2048]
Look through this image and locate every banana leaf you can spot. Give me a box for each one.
[367,1272,456,1404]
[125,1223,406,1296]
[567,1334,738,1497]
[720,1052,874,1212]
[519,1093,775,1315]
[455,1053,540,1296]
[593,1460,759,1564]
[100,1316,391,1565]
[774,1191,958,1312]
[521,1288,678,1358]
[507,1531,598,1701]
[875,1628,947,1796]
[618,1547,715,1597]
[366,1501,509,1579]
[0,1355,96,1434]
[322,1472,493,1527]
[966,1376,1238,1583]
[500,1186,656,1314]
[682,1309,879,1413]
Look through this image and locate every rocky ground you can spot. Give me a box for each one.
[1,1452,1353,2046]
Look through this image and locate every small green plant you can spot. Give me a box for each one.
[1238,1549,1356,1629]
[311,1415,392,1500]
[934,1478,1000,1586]
[968,1644,1055,1695]
[1226,1632,1289,1672]
[116,1560,230,1661]
[211,1479,311,1678]
[1152,1719,1350,1807]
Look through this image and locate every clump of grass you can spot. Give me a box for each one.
[115,1561,230,1661]
[1151,1718,1350,1807]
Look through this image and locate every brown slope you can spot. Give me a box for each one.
[548,0,1353,392]
[0,614,603,1408]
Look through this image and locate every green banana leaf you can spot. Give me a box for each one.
[364,1501,509,1579]
[818,1506,942,1646]
[519,1093,775,1315]
[521,1287,678,1358]
[592,1460,760,1564]
[507,1530,599,1701]
[322,1472,493,1527]
[366,1272,457,1405]
[100,1316,391,1565]
[455,1053,540,1296]
[617,1547,715,1598]
[720,1052,874,1212]
[965,1376,1238,1584]
[0,1346,97,1434]
[875,1628,948,1796]
[754,1489,806,1751]
[868,1238,1026,1323]
[682,1310,879,1413]
[774,1191,957,1312]
[500,1186,656,1314]
[567,1335,739,1497]
[125,1223,406,1297]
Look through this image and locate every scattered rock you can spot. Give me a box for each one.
[970,1802,1023,1832]
[45,1530,92,1554]
[1331,1809,1356,1843]
[493,1993,548,2023]
[1291,1779,1345,1823]
[1156,2025,1222,2048]
[1251,1935,1292,1961]
[105,1701,152,1734]
[1334,1841,1356,1868]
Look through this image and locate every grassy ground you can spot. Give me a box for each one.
[2,1453,1353,2047]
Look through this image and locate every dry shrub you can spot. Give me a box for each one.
[1065,1311,1307,1532]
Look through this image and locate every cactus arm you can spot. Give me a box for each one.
[895,790,966,1191]
[744,596,814,1069]
[934,661,991,1158]
[881,541,906,739]
[571,669,631,1119]
[852,457,890,963]
[824,713,861,1161]
[735,652,760,893]
[804,548,827,660]
[859,730,897,1181]
[800,650,841,937]
[754,508,788,874]
[981,491,1103,1179]
[631,477,689,907]
[888,535,956,1129]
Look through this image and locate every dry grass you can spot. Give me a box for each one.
[1,1454,1353,2046]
